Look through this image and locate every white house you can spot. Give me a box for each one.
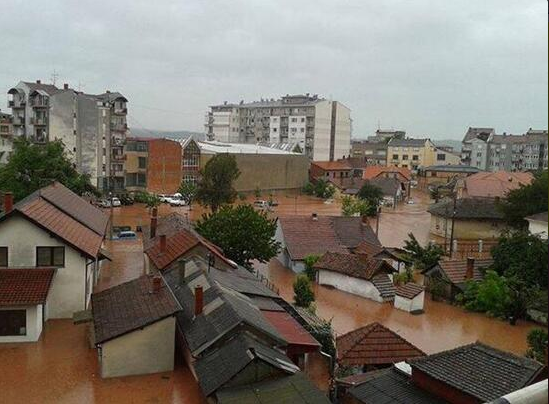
[0,268,55,342]
[314,252,396,303]
[394,283,425,313]
[0,183,110,328]
[526,212,548,240]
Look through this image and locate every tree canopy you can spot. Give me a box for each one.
[178,181,197,207]
[195,204,280,269]
[341,195,375,217]
[498,170,548,228]
[196,154,240,212]
[293,274,315,308]
[402,232,444,271]
[357,181,384,210]
[0,138,98,201]
[303,179,336,199]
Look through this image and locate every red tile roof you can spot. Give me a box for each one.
[336,322,425,367]
[363,166,412,181]
[278,215,379,260]
[395,283,424,299]
[262,310,320,350]
[314,252,395,281]
[145,228,235,271]
[311,161,352,171]
[0,268,55,306]
[463,171,533,198]
[92,275,180,344]
[438,259,493,285]
[18,198,104,258]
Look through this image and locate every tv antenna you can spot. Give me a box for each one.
[51,70,59,85]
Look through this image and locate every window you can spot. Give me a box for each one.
[431,172,437,177]
[300,128,304,132]
[412,155,419,161]
[36,247,65,267]
[437,154,446,161]
[138,157,147,169]
[0,310,26,336]
[301,118,305,122]
[402,154,409,160]
[0,247,6,266]
[291,118,297,123]
[273,128,277,132]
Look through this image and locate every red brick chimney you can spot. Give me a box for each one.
[194,285,204,316]
[152,276,162,293]
[159,234,167,253]
[3,192,13,214]
[466,257,475,280]
[150,207,158,239]
[36,79,41,84]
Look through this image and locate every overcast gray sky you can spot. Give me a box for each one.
[1,0,547,139]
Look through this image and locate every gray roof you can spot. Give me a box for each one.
[332,216,381,248]
[368,177,401,197]
[211,94,324,109]
[463,127,495,143]
[216,372,331,404]
[347,367,448,404]
[526,211,548,223]
[410,342,545,402]
[427,198,505,220]
[95,91,128,103]
[423,165,480,173]
[195,333,298,396]
[388,138,429,147]
[21,81,61,96]
[371,274,397,300]
[162,257,285,356]
[209,266,279,298]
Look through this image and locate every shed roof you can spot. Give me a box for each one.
[526,211,548,223]
[0,268,55,306]
[395,283,424,299]
[314,252,395,281]
[428,198,504,220]
[426,259,493,286]
[262,310,320,349]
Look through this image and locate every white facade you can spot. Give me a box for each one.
[0,304,44,343]
[274,223,305,273]
[99,316,176,378]
[317,270,384,303]
[527,219,548,240]
[394,291,425,313]
[0,215,95,319]
[269,116,281,143]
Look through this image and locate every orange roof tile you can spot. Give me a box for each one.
[311,161,352,171]
[262,310,320,349]
[363,166,412,181]
[463,171,533,198]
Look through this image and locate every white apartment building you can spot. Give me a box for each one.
[205,94,351,161]
[7,80,129,191]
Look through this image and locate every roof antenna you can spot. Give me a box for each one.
[51,69,59,86]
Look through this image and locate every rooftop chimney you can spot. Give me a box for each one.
[194,285,204,316]
[150,216,158,239]
[36,80,41,84]
[106,90,110,93]
[178,259,187,282]
[3,192,13,214]
[63,83,69,90]
[312,212,318,221]
[152,276,162,293]
[159,234,167,253]
[466,257,475,280]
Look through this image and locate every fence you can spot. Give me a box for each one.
[435,239,498,260]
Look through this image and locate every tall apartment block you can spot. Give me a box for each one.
[7,80,129,191]
[204,94,351,161]
[461,127,548,172]
[0,111,13,165]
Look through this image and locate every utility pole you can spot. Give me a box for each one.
[375,206,381,236]
[448,194,457,258]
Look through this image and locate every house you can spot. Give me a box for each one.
[526,212,548,239]
[387,138,461,171]
[328,176,402,205]
[394,283,425,313]
[0,268,55,342]
[91,275,180,378]
[423,258,493,301]
[314,252,397,302]
[342,342,546,404]
[427,198,507,243]
[276,214,381,272]
[455,171,533,199]
[310,160,353,181]
[0,183,110,322]
[417,165,480,190]
[354,241,410,273]
[362,165,412,199]
[336,322,424,373]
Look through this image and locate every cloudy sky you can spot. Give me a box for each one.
[1,0,547,139]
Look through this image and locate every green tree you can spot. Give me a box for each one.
[195,204,280,269]
[293,274,315,308]
[196,154,240,212]
[145,193,161,209]
[178,181,197,207]
[526,329,548,364]
[498,171,548,228]
[292,144,303,154]
[303,254,321,281]
[341,195,374,217]
[0,138,98,201]
[357,181,384,210]
[459,270,511,317]
[313,179,336,199]
[402,233,444,271]
[491,231,548,288]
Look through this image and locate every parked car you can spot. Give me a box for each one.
[253,200,269,209]
[158,194,172,203]
[119,195,134,205]
[97,199,111,208]
[407,199,415,205]
[113,231,137,240]
[111,197,122,207]
[169,197,187,207]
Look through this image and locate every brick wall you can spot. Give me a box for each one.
[146,139,182,194]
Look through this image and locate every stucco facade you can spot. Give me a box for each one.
[99,316,176,378]
[0,214,95,318]
[0,304,44,343]
[527,219,548,240]
[429,215,505,241]
[317,270,384,303]
[394,292,425,313]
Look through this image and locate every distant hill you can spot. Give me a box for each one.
[130,127,206,141]
[433,139,462,152]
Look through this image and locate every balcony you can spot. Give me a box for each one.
[113,107,128,115]
[30,98,49,108]
[112,137,125,146]
[111,153,126,161]
[31,117,47,126]
[8,100,25,108]
[110,123,128,132]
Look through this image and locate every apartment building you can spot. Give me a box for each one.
[351,140,388,165]
[387,138,460,170]
[463,128,548,172]
[204,94,351,161]
[0,111,13,165]
[7,80,129,191]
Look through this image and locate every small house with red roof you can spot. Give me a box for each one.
[394,283,425,313]
[310,160,353,181]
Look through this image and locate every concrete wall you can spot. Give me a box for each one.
[333,102,352,160]
[318,269,383,302]
[429,215,505,240]
[99,316,176,378]
[528,220,548,239]
[49,91,77,163]
[394,292,425,313]
[76,94,102,187]
[0,215,90,318]
[200,153,309,192]
[0,304,43,343]
[313,100,332,161]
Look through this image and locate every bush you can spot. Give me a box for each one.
[526,329,548,364]
[303,254,321,281]
[294,275,315,308]
[341,195,374,217]
[459,270,510,317]
[303,179,336,199]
